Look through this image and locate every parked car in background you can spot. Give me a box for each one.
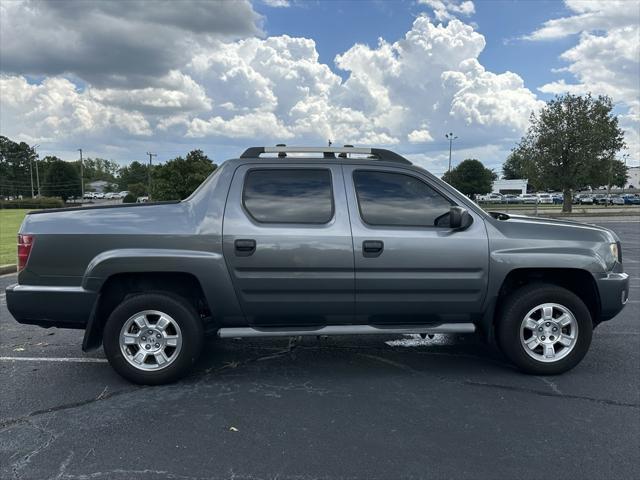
[575,194,594,205]
[136,196,149,203]
[552,194,563,204]
[119,191,129,198]
[94,192,105,199]
[503,194,523,204]
[478,193,504,204]
[104,192,118,199]
[592,194,609,205]
[83,192,95,199]
[5,145,629,384]
[621,194,640,205]
[537,193,553,204]
[519,194,539,204]
[609,195,625,206]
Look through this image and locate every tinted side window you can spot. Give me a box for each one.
[243,169,333,224]
[353,171,451,227]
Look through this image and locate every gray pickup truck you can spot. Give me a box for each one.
[6,146,629,384]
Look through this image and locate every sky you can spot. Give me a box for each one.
[0,0,638,177]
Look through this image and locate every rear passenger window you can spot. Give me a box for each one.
[353,171,451,227]
[243,169,334,224]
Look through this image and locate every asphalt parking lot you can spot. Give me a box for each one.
[1,218,638,480]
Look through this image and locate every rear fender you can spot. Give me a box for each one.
[82,248,242,320]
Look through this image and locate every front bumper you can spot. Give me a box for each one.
[5,283,97,329]
[595,272,629,322]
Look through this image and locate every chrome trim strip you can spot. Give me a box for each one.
[10,285,88,294]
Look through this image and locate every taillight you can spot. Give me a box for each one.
[17,234,34,272]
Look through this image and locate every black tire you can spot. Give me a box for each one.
[103,293,204,385]
[496,283,592,375]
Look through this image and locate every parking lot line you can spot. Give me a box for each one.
[0,356,107,363]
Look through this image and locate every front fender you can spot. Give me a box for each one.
[478,247,607,341]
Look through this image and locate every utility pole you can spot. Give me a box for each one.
[622,154,628,194]
[34,144,41,197]
[78,148,84,200]
[146,152,157,200]
[446,132,458,174]
[28,152,34,198]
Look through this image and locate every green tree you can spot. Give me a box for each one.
[502,149,527,180]
[118,161,150,192]
[151,150,216,201]
[512,94,625,212]
[127,182,147,199]
[609,160,628,189]
[442,159,496,198]
[41,157,81,201]
[0,136,37,198]
[83,157,120,182]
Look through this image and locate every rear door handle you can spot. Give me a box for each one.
[362,240,384,257]
[234,239,256,256]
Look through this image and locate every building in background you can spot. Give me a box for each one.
[492,179,528,195]
[625,166,639,189]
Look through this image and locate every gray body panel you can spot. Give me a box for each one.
[342,164,489,324]
[222,163,354,326]
[5,154,629,345]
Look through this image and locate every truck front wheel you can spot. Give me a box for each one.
[103,293,204,384]
[497,284,593,375]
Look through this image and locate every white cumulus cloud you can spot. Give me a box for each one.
[529,0,640,162]
[419,0,475,22]
[1,5,544,174]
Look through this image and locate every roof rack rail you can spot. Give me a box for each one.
[240,145,411,165]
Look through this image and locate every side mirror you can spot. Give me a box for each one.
[449,206,473,230]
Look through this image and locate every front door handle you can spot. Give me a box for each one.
[234,239,256,256]
[362,240,384,257]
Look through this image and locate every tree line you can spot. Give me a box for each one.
[2,94,629,212]
[0,136,217,202]
[442,94,628,212]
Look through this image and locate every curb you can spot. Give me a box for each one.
[486,210,640,218]
[0,264,17,275]
[542,213,640,218]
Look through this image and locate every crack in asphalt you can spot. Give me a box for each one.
[11,418,58,480]
[52,450,74,480]
[0,386,141,431]
[356,351,638,408]
[1,342,638,480]
[0,347,292,432]
[463,380,640,408]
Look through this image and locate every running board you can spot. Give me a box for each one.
[217,323,476,339]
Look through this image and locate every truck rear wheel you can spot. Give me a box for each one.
[103,293,204,384]
[497,284,593,375]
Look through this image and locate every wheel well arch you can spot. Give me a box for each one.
[493,268,601,330]
[83,272,211,351]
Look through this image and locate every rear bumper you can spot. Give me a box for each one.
[5,283,96,329]
[595,272,629,322]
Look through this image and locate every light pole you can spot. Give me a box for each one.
[78,148,84,200]
[446,132,458,174]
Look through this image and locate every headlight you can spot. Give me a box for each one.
[610,242,621,263]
